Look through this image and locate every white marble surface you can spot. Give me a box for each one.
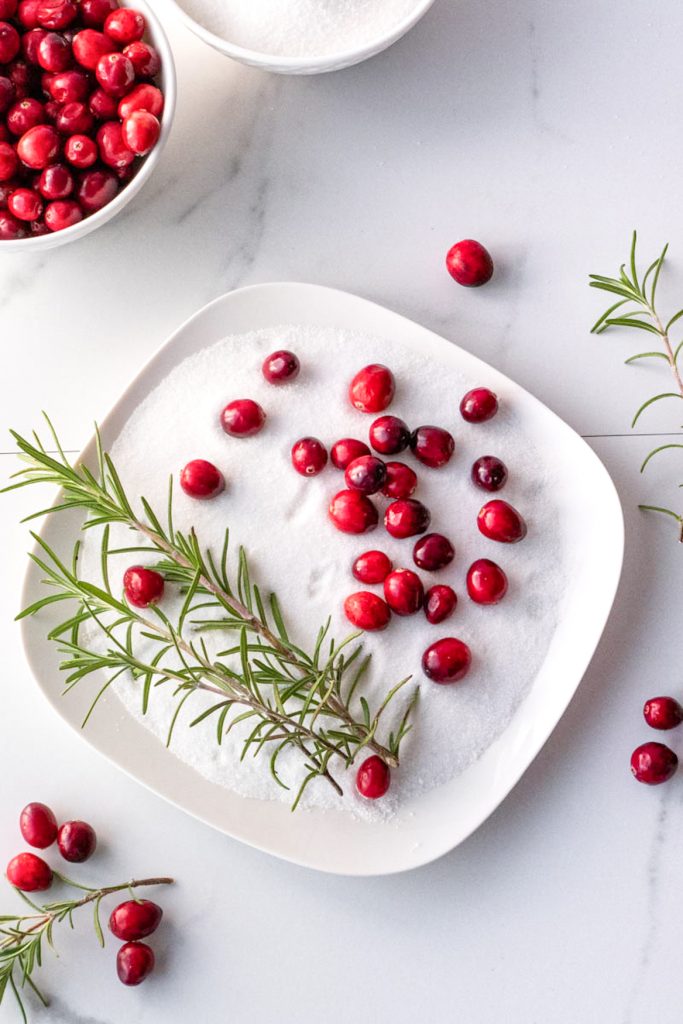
[2,0,683,1020]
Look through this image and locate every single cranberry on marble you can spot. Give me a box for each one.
[58,819,97,862]
[471,455,508,492]
[368,414,410,455]
[410,425,454,469]
[343,591,391,631]
[460,387,499,423]
[344,454,386,495]
[466,558,508,605]
[19,801,57,848]
[123,565,164,608]
[117,941,155,986]
[220,398,266,438]
[348,363,395,413]
[6,851,53,891]
[477,500,527,543]
[328,489,378,534]
[643,696,683,731]
[262,348,300,385]
[291,436,327,476]
[180,459,225,499]
[422,637,471,684]
[352,549,392,584]
[383,568,424,616]
[381,461,417,499]
[446,238,494,287]
[109,899,163,941]
[413,533,454,572]
[630,742,678,785]
[330,437,370,470]
[356,755,390,799]
[385,498,430,539]
[424,584,457,624]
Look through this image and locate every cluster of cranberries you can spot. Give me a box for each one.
[0,0,164,239]
[6,801,163,985]
[630,696,683,785]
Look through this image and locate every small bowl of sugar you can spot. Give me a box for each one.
[171,0,437,74]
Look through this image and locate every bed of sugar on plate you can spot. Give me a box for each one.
[78,325,565,822]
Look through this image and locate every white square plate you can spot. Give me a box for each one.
[19,283,624,876]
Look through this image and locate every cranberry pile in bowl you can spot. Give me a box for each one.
[0,0,175,250]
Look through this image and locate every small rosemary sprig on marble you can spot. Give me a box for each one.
[3,418,417,807]
[589,231,683,539]
[0,875,172,1021]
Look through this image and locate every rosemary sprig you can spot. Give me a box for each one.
[3,418,418,806]
[0,874,172,1022]
[589,231,683,539]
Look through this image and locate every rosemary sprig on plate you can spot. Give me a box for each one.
[3,418,418,806]
[589,231,683,539]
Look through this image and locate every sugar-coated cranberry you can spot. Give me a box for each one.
[262,348,300,384]
[424,585,457,624]
[19,802,57,847]
[123,565,164,608]
[7,97,44,135]
[37,31,72,71]
[76,165,116,210]
[352,549,392,584]
[123,39,159,78]
[22,27,47,64]
[104,6,144,44]
[478,500,527,543]
[446,239,494,287]
[412,533,454,572]
[71,28,112,70]
[329,489,378,534]
[6,852,52,891]
[345,454,387,495]
[349,363,395,413]
[88,84,117,118]
[44,196,80,229]
[410,425,454,469]
[8,186,42,219]
[109,899,163,941]
[381,461,417,499]
[330,437,370,470]
[384,498,430,539]
[471,455,507,492]
[57,819,96,861]
[643,696,683,731]
[422,637,471,684]
[64,132,96,166]
[343,591,390,631]
[369,415,410,455]
[0,209,26,237]
[117,942,155,986]
[17,123,59,166]
[36,0,77,30]
[95,51,134,97]
[291,436,327,476]
[0,141,19,180]
[0,0,17,16]
[180,459,225,499]
[17,0,39,27]
[80,0,116,28]
[630,742,678,785]
[383,568,424,616]
[46,68,89,102]
[56,100,93,134]
[356,755,390,799]
[220,398,266,438]
[117,81,163,118]
[0,75,15,113]
[38,159,72,197]
[466,558,508,605]
[0,21,20,62]
[121,109,158,155]
[460,387,499,423]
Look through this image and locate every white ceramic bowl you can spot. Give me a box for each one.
[0,0,176,253]
[169,0,436,75]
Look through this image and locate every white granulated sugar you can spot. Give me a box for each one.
[179,0,419,58]
[79,325,565,822]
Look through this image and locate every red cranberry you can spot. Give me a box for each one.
[424,585,457,624]
[329,490,378,534]
[412,533,454,571]
[630,742,678,785]
[118,81,163,118]
[109,899,163,941]
[96,119,133,168]
[72,28,113,70]
[262,348,300,384]
[383,568,424,616]
[466,558,508,605]
[471,455,507,492]
[410,425,454,469]
[46,67,89,102]
[64,132,96,167]
[460,387,499,423]
[643,696,683,731]
[8,58,34,93]
[446,239,494,287]
[57,819,96,861]
[95,51,134,97]
[0,75,15,113]
[0,209,27,237]
[8,186,42,219]
[88,84,117,118]
[0,0,17,16]
[384,498,430,539]
[22,27,47,64]
[17,123,59,167]
[117,942,155,986]
[345,454,387,495]
[0,141,19,180]
[37,32,72,71]
[80,0,116,28]
[422,637,471,684]
[0,21,20,63]
[356,755,390,799]
[220,398,266,438]
[123,39,159,78]
[123,565,164,608]
[381,461,417,499]
[349,363,395,413]
[30,218,50,234]
[343,591,390,631]
[6,852,53,891]
[44,196,80,229]
[76,165,116,210]
[291,436,327,476]
[330,437,369,470]
[17,0,40,27]
[368,415,410,455]
[104,6,144,44]
[352,549,392,584]
[36,0,77,30]
[7,97,44,135]
[56,100,93,133]
[38,159,72,197]
[19,801,57,847]
[478,500,527,543]
[43,98,59,120]
[121,109,159,155]
[180,459,225,499]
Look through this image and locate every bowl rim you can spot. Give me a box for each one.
[0,0,177,253]
[169,0,436,72]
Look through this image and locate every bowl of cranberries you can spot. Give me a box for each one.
[0,0,175,248]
